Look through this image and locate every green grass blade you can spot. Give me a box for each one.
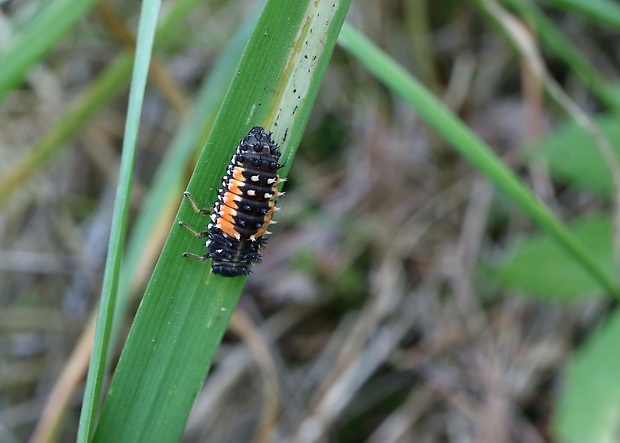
[0,0,97,103]
[337,23,620,298]
[77,1,162,442]
[0,0,211,204]
[0,57,133,203]
[113,7,258,359]
[501,0,620,115]
[92,1,351,441]
[544,0,620,29]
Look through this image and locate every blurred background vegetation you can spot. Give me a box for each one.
[1,0,620,442]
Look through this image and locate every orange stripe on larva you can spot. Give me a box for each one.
[216,216,241,239]
[221,192,240,209]
[226,178,245,196]
[217,204,237,224]
[233,166,245,181]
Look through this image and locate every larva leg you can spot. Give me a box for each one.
[178,221,208,238]
[183,191,211,215]
[182,252,209,260]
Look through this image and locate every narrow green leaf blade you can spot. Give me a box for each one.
[0,0,210,203]
[545,0,620,30]
[92,1,352,441]
[0,0,97,103]
[113,9,258,347]
[78,1,162,441]
[502,0,620,114]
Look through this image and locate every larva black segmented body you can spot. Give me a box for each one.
[180,126,283,277]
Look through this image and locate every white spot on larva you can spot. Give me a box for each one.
[264,193,273,198]
[247,189,256,196]
[251,175,260,182]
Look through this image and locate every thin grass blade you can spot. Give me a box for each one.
[0,0,97,103]
[337,23,620,297]
[77,1,162,442]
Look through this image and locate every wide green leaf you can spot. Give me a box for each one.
[535,115,620,195]
[494,215,614,300]
[555,309,620,443]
